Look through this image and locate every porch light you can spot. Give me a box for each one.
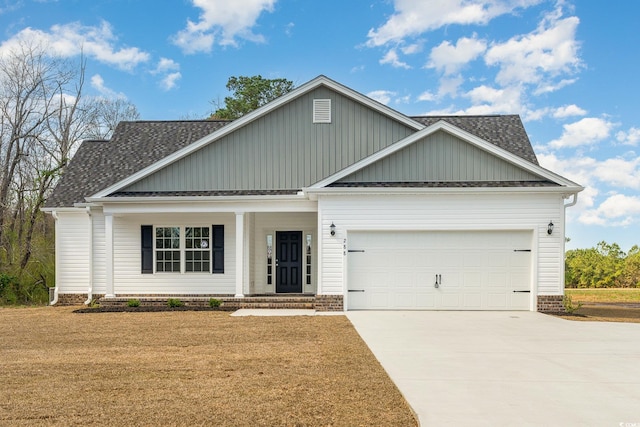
[547,220,554,235]
[330,222,336,236]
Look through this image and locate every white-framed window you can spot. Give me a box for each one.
[155,227,181,272]
[146,225,224,274]
[185,226,210,273]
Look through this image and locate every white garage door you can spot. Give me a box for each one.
[347,230,532,310]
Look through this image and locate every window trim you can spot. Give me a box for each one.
[143,225,225,274]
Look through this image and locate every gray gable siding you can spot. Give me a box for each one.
[122,86,416,192]
[338,130,545,183]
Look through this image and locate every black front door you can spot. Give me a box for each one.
[276,231,302,293]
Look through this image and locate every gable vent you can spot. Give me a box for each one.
[313,99,331,123]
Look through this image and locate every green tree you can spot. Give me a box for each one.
[565,241,627,288]
[210,75,295,120]
[621,245,640,288]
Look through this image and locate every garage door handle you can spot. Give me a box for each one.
[348,250,365,253]
[348,290,365,292]
[513,290,530,293]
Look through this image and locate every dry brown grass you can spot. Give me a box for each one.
[560,304,640,323]
[0,307,417,426]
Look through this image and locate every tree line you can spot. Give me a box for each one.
[565,241,640,288]
[0,41,138,304]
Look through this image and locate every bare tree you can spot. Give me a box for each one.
[86,97,140,140]
[0,40,140,276]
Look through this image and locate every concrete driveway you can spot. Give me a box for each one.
[347,311,640,426]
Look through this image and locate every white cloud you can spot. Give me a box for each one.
[401,43,422,55]
[380,49,411,69]
[553,104,586,118]
[538,152,640,226]
[484,7,581,90]
[418,91,436,102]
[0,21,150,70]
[427,36,487,75]
[438,75,464,98]
[548,117,613,149]
[616,127,640,146]
[592,157,640,189]
[153,57,180,74]
[151,58,181,91]
[367,90,396,105]
[579,194,640,226]
[172,0,276,54]
[533,78,577,95]
[366,0,542,47]
[462,84,523,114]
[90,74,125,98]
[160,72,182,91]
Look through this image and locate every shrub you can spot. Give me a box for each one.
[209,298,222,308]
[167,298,184,308]
[562,294,582,314]
[127,299,140,308]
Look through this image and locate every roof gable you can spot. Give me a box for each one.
[91,75,424,199]
[310,120,581,190]
[120,85,416,193]
[336,129,544,184]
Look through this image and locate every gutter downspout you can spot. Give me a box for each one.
[564,193,578,208]
[84,207,93,305]
[50,211,59,306]
[561,193,579,295]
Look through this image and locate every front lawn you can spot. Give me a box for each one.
[0,307,417,426]
[565,288,640,303]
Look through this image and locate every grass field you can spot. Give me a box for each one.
[0,307,417,426]
[565,288,640,303]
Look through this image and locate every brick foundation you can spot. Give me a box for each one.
[313,295,344,312]
[537,295,565,313]
[94,294,344,311]
[54,293,105,306]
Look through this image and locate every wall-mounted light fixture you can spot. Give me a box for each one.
[330,222,336,236]
[547,220,554,235]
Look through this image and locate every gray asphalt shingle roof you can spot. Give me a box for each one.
[45,115,538,208]
[410,115,538,165]
[45,120,230,208]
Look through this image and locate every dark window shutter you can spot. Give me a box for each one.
[141,225,153,274]
[212,225,224,274]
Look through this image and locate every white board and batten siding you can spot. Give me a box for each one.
[318,193,566,310]
[112,213,236,295]
[55,211,91,293]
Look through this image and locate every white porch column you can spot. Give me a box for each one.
[105,213,115,298]
[235,212,245,298]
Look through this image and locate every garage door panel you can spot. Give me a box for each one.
[462,271,482,288]
[486,292,508,309]
[347,230,532,310]
[463,293,482,309]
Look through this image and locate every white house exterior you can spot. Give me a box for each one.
[43,76,582,311]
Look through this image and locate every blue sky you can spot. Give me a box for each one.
[1,0,639,251]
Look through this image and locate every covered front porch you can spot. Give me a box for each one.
[92,194,327,300]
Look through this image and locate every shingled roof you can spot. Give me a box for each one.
[45,120,230,208]
[45,115,539,208]
[410,115,538,165]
